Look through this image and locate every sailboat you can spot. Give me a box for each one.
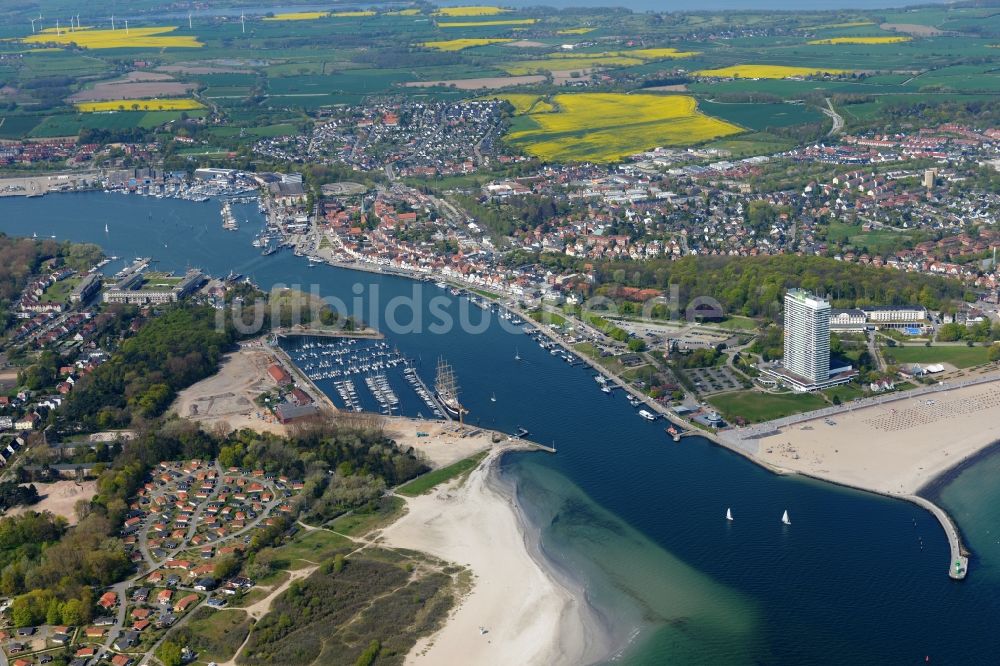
[726,508,733,521]
[781,510,791,525]
[514,347,521,361]
[104,223,109,233]
[490,392,496,402]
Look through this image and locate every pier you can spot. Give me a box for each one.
[909,495,969,580]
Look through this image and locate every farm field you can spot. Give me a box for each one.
[695,64,854,78]
[438,19,537,27]
[263,12,331,21]
[75,98,205,112]
[0,2,995,150]
[698,100,823,130]
[505,93,743,162]
[808,36,911,44]
[420,38,514,51]
[23,26,203,49]
[433,6,510,16]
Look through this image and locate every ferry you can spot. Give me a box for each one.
[638,410,656,421]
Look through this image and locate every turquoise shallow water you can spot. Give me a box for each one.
[2,192,1000,663]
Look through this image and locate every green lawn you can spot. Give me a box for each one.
[173,607,252,665]
[530,309,568,326]
[822,383,865,403]
[269,528,351,569]
[709,390,828,423]
[883,344,994,369]
[327,496,405,537]
[40,276,81,304]
[714,315,760,331]
[397,452,487,497]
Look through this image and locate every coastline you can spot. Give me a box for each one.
[714,379,1000,578]
[380,445,613,666]
[302,231,997,582]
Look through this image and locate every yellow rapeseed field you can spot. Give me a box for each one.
[433,6,510,16]
[502,48,698,75]
[387,8,422,15]
[624,48,699,59]
[24,26,202,49]
[263,12,330,21]
[505,93,742,163]
[331,11,376,17]
[556,27,595,35]
[438,19,537,27]
[75,98,205,112]
[808,36,911,44]
[420,38,514,51]
[694,64,853,78]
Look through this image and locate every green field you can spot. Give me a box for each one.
[172,607,252,664]
[699,100,824,130]
[268,528,351,570]
[826,221,917,254]
[397,452,488,496]
[326,496,405,537]
[883,345,994,369]
[40,276,81,304]
[709,390,828,423]
[0,115,43,138]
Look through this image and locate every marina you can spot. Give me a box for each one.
[281,336,450,419]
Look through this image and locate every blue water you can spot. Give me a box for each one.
[3,192,1000,663]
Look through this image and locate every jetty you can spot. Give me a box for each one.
[909,495,968,580]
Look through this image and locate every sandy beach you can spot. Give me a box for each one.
[748,379,1000,496]
[381,448,607,666]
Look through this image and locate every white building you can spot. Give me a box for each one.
[760,289,856,392]
[783,289,831,384]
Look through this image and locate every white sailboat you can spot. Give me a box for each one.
[726,508,733,521]
[781,510,791,525]
[490,392,496,402]
[104,223,109,233]
[514,347,521,361]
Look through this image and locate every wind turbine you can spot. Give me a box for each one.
[56,18,60,35]
[124,19,129,35]
[75,14,80,30]
[30,17,37,33]
[240,11,246,33]
[188,12,193,29]
[111,14,115,30]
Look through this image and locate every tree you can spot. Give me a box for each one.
[157,640,184,666]
[989,343,1000,363]
[60,598,85,625]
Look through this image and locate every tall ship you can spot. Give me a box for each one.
[435,358,466,420]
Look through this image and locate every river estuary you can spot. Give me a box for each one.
[2,191,1000,664]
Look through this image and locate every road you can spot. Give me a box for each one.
[824,97,845,136]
